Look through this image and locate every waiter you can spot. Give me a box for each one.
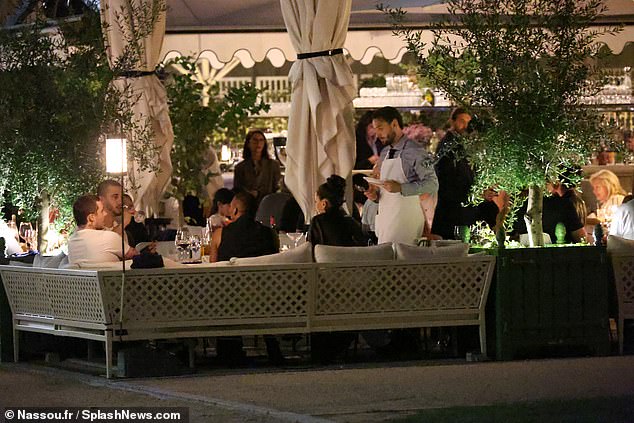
[369,107,438,245]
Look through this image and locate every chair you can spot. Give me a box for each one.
[255,192,292,228]
[610,251,634,354]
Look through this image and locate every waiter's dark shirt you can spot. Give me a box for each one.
[431,130,498,240]
[217,215,278,261]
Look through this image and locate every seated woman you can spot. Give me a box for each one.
[587,169,627,226]
[307,175,368,363]
[308,174,368,248]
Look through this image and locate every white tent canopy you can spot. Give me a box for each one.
[162,0,634,68]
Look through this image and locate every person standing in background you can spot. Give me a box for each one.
[432,108,505,240]
[369,106,438,245]
[233,130,282,205]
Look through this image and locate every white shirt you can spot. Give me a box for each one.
[68,229,129,266]
[611,200,634,240]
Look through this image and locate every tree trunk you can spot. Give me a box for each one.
[38,190,50,253]
[524,185,544,247]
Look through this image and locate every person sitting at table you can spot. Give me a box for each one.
[587,169,627,226]
[308,174,369,248]
[97,179,123,230]
[233,130,282,205]
[208,191,282,365]
[209,191,279,263]
[610,195,634,240]
[68,194,137,266]
[207,188,234,231]
[123,194,149,248]
[307,175,367,363]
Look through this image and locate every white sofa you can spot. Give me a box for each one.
[0,241,494,378]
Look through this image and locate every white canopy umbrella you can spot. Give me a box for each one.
[101,0,174,215]
[280,0,357,222]
[162,0,634,69]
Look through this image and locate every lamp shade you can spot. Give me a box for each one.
[106,137,128,174]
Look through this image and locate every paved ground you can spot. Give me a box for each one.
[1,356,634,422]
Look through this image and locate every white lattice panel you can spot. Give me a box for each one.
[46,275,106,323]
[1,271,53,317]
[315,260,491,315]
[612,254,634,306]
[101,268,312,324]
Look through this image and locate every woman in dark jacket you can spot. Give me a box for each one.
[307,174,367,363]
[308,175,368,247]
[233,130,282,205]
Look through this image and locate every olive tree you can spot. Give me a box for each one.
[383,0,617,246]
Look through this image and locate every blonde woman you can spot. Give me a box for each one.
[588,169,627,225]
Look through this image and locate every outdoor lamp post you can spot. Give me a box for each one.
[106,121,128,338]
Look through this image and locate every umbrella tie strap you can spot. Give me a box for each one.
[115,70,156,78]
[297,48,343,60]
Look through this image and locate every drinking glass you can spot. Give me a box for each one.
[174,228,191,262]
[19,222,35,250]
[189,234,201,262]
[286,232,305,249]
[454,225,471,243]
[133,210,146,224]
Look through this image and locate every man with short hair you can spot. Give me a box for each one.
[97,179,123,229]
[369,106,438,244]
[67,195,137,266]
[432,108,506,240]
[210,191,279,262]
[208,191,281,365]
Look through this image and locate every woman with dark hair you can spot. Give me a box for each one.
[308,174,368,247]
[233,130,282,204]
[354,111,380,170]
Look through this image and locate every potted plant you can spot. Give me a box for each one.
[383,0,619,359]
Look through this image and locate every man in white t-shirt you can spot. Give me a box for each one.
[611,197,634,240]
[68,194,137,266]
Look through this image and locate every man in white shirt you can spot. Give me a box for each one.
[611,197,634,240]
[68,194,137,266]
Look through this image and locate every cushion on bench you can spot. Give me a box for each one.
[314,243,394,263]
[607,235,634,253]
[33,252,67,268]
[230,241,313,265]
[394,242,469,260]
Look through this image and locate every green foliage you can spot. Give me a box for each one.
[383,0,618,201]
[161,56,269,201]
[0,0,165,230]
[0,9,109,226]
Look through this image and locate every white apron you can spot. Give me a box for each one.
[375,150,424,245]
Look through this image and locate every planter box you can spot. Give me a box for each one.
[493,246,610,360]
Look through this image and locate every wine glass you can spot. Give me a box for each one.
[19,222,34,250]
[189,234,201,262]
[286,232,305,249]
[174,227,191,262]
[133,210,146,224]
[454,225,470,243]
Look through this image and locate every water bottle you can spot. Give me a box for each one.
[593,224,604,247]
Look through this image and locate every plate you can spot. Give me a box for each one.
[363,176,384,186]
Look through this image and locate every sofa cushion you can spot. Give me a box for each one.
[33,252,67,268]
[394,242,470,260]
[314,243,394,263]
[607,235,634,253]
[231,242,313,265]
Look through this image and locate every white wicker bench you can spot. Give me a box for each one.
[0,255,495,377]
[609,251,634,354]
